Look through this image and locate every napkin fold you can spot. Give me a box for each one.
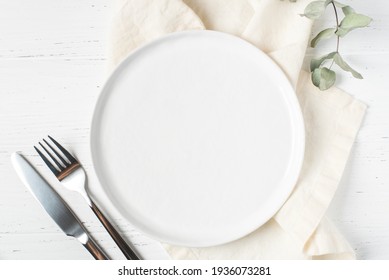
[107,0,366,259]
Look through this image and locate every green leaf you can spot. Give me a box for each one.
[310,52,337,72]
[322,1,355,16]
[310,28,336,47]
[333,53,363,79]
[312,67,336,90]
[336,13,372,37]
[341,6,355,16]
[301,1,327,20]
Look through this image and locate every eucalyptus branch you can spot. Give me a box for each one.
[288,0,372,90]
[332,1,340,53]
[328,2,339,70]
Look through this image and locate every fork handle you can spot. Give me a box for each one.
[83,237,109,260]
[91,201,141,260]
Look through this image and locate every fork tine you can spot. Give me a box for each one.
[48,135,78,164]
[39,142,65,171]
[43,139,69,166]
[34,146,60,176]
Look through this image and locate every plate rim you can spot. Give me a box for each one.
[89,30,305,247]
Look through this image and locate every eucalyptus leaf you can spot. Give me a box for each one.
[302,1,327,19]
[341,6,355,16]
[310,52,337,72]
[311,28,336,47]
[336,13,372,37]
[333,53,363,79]
[312,67,336,90]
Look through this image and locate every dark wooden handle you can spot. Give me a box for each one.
[83,238,109,260]
[91,201,140,260]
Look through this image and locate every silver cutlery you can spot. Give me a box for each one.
[11,152,109,260]
[34,136,140,260]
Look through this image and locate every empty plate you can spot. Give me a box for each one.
[90,30,305,247]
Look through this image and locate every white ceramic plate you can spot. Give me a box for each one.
[91,30,304,247]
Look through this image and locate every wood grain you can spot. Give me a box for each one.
[0,0,388,259]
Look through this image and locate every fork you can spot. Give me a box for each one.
[34,136,141,260]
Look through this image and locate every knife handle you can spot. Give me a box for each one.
[83,237,109,260]
[91,201,141,260]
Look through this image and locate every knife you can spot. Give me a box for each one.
[11,152,109,260]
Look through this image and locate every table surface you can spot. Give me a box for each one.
[0,0,388,260]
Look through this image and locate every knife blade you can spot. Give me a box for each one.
[11,152,109,260]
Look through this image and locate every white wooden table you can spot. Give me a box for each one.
[0,0,387,259]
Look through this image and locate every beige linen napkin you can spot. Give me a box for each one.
[107,0,366,259]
